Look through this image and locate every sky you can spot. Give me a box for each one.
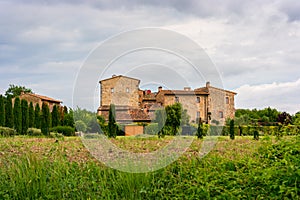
[0,0,299,114]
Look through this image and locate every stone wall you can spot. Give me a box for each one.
[100,76,140,107]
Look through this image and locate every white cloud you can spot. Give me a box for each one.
[235,79,300,114]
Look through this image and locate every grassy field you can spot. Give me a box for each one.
[0,135,299,199]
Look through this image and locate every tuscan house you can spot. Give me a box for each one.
[97,75,236,124]
[18,92,62,111]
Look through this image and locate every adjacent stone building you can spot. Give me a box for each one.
[18,92,62,111]
[97,75,236,124]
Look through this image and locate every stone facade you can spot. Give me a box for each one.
[16,93,62,111]
[97,75,236,125]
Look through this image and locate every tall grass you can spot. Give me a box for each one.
[0,136,299,199]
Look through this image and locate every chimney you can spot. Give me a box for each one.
[158,86,162,92]
[112,74,117,78]
[206,81,210,87]
[184,87,191,91]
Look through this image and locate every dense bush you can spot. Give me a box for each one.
[144,123,159,135]
[0,126,16,136]
[27,128,42,136]
[50,126,75,136]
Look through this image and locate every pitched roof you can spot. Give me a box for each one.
[158,89,209,95]
[196,86,237,95]
[99,75,140,83]
[22,93,62,103]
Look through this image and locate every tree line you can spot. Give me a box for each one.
[0,95,74,135]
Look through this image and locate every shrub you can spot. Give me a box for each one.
[27,128,42,136]
[229,119,235,140]
[0,126,16,136]
[144,123,158,135]
[50,126,75,136]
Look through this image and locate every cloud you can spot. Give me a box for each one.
[235,79,300,114]
[0,0,299,113]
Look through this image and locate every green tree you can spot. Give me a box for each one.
[5,96,14,128]
[293,112,300,125]
[5,84,32,98]
[75,120,87,133]
[165,103,182,135]
[34,104,40,128]
[196,118,204,139]
[64,108,74,127]
[97,115,107,134]
[155,108,166,138]
[229,119,235,140]
[181,108,190,126]
[21,99,29,134]
[253,130,259,140]
[28,102,34,128]
[51,105,59,127]
[108,104,117,138]
[41,103,50,135]
[0,95,5,126]
[13,97,22,134]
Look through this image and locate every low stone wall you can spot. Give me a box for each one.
[125,125,143,136]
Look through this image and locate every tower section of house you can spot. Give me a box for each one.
[156,87,209,123]
[97,75,149,123]
[197,82,236,124]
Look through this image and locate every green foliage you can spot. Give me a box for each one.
[229,119,235,140]
[253,130,259,140]
[144,123,158,135]
[181,108,190,126]
[196,119,204,139]
[97,115,107,134]
[74,107,100,133]
[27,128,42,136]
[165,103,182,135]
[0,95,5,127]
[108,104,117,138]
[0,126,16,136]
[75,120,87,132]
[235,107,281,125]
[34,104,40,129]
[50,126,75,136]
[28,102,34,128]
[41,103,50,135]
[13,97,22,134]
[51,105,59,127]
[0,136,299,199]
[21,99,29,134]
[63,107,74,128]
[5,96,13,128]
[155,108,166,138]
[5,84,32,98]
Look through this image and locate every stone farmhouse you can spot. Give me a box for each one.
[97,75,236,125]
[18,92,62,111]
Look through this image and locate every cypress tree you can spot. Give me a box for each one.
[229,119,235,140]
[196,118,204,139]
[21,99,29,134]
[28,102,34,128]
[34,104,40,128]
[51,105,59,127]
[41,102,50,135]
[0,95,5,126]
[5,96,13,128]
[108,104,117,138]
[13,97,22,134]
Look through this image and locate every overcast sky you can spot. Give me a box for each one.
[1,0,299,114]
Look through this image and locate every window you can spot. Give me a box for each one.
[196,111,201,123]
[196,97,200,103]
[226,97,229,104]
[126,87,129,93]
[111,88,114,93]
[196,111,200,118]
[219,111,224,118]
[175,96,179,103]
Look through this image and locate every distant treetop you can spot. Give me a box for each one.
[5,84,33,98]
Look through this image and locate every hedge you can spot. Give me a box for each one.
[0,126,16,137]
[50,126,75,136]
